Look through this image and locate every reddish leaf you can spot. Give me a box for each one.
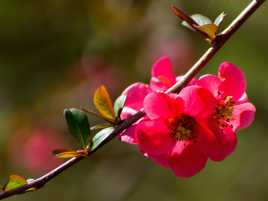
[93,85,115,122]
[195,24,218,40]
[53,149,88,159]
[4,175,27,191]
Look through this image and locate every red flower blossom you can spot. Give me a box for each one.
[119,56,186,143]
[119,56,256,177]
[9,128,68,174]
[136,87,217,178]
[195,62,256,161]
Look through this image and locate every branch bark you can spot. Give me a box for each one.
[0,0,265,199]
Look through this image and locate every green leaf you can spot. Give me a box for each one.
[91,127,115,151]
[191,14,212,25]
[114,94,126,118]
[93,85,115,122]
[214,12,226,26]
[181,20,195,31]
[4,175,27,191]
[181,14,213,32]
[64,108,90,147]
[181,13,222,41]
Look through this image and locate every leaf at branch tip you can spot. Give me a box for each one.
[93,85,115,122]
[4,175,27,191]
[195,24,218,40]
[214,12,226,26]
[114,94,126,119]
[64,108,90,147]
[181,12,226,41]
[181,21,195,31]
[191,14,212,26]
[181,14,219,40]
[53,149,88,159]
[181,14,212,30]
[91,127,115,151]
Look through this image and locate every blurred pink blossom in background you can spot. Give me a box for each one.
[9,128,69,174]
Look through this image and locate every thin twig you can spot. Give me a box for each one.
[171,5,211,39]
[166,0,266,93]
[0,0,265,199]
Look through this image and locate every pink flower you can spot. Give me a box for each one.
[119,56,184,143]
[150,56,177,91]
[119,83,152,144]
[120,57,256,173]
[9,128,68,174]
[136,86,218,178]
[195,62,256,161]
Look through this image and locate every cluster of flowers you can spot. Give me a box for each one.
[119,56,256,178]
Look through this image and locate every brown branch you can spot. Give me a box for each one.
[171,5,199,27]
[0,0,265,199]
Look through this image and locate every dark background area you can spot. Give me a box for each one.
[0,1,267,201]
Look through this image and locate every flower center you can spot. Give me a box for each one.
[170,115,196,141]
[214,96,234,128]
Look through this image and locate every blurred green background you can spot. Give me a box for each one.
[0,0,267,201]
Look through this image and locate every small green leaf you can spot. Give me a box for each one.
[182,14,212,31]
[91,127,115,151]
[181,13,221,41]
[191,14,212,26]
[214,12,226,26]
[64,108,90,147]
[114,94,126,118]
[4,175,27,191]
[181,20,195,31]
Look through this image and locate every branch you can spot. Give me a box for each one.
[0,0,265,199]
[167,0,266,93]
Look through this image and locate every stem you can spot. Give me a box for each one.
[171,5,211,39]
[0,0,265,199]
[167,0,266,93]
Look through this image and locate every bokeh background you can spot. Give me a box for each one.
[0,0,267,201]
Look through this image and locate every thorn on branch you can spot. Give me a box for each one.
[171,5,198,28]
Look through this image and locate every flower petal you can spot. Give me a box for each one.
[207,120,237,161]
[232,102,256,131]
[150,56,176,91]
[144,92,183,119]
[196,74,221,97]
[120,107,137,120]
[169,141,208,178]
[179,86,217,119]
[119,116,146,145]
[122,82,152,111]
[218,62,246,101]
[194,120,219,158]
[136,119,175,156]
[119,125,138,144]
[237,93,248,103]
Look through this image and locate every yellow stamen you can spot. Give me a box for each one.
[214,96,234,128]
[171,115,196,140]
